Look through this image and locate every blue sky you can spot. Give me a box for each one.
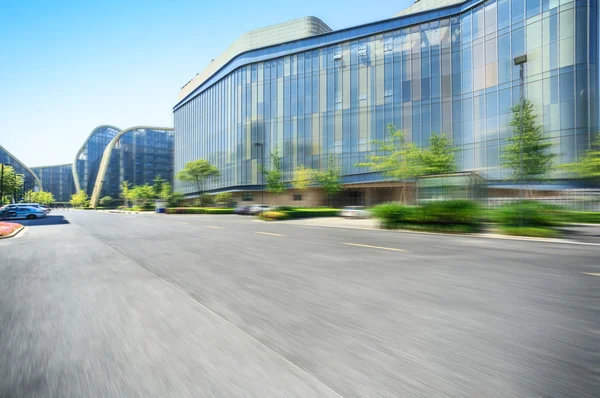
[0,0,412,166]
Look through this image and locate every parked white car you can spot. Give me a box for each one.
[0,205,48,220]
[340,206,371,218]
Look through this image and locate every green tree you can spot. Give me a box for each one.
[314,155,341,207]
[357,124,423,203]
[260,148,285,206]
[34,191,55,205]
[176,159,221,202]
[215,192,233,207]
[120,181,132,208]
[561,132,600,183]
[159,182,184,207]
[129,184,155,207]
[419,132,457,175]
[159,182,172,200]
[502,99,554,194]
[292,166,313,192]
[0,165,24,204]
[70,190,89,208]
[153,175,166,198]
[23,190,36,203]
[99,196,113,207]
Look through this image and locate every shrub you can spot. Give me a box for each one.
[419,200,481,226]
[199,194,215,207]
[372,203,416,229]
[557,211,600,224]
[283,208,340,219]
[166,207,234,214]
[99,196,113,206]
[167,192,184,208]
[259,211,289,221]
[500,226,560,238]
[496,200,560,227]
[215,192,233,207]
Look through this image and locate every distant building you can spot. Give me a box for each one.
[30,164,76,203]
[173,0,599,205]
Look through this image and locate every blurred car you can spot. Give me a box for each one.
[41,205,51,213]
[248,204,270,215]
[234,205,250,215]
[1,205,47,220]
[340,206,371,218]
[16,203,48,213]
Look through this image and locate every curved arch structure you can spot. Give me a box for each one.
[0,144,43,195]
[90,126,174,207]
[72,125,121,196]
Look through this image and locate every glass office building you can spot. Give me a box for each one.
[31,164,76,203]
[92,127,175,200]
[74,125,120,196]
[0,144,42,197]
[173,0,599,197]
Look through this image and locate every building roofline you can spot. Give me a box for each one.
[89,126,174,208]
[30,163,73,169]
[0,143,43,191]
[72,125,121,193]
[173,0,482,111]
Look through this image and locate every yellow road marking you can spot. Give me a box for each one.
[343,243,405,252]
[582,272,600,277]
[206,225,223,229]
[254,232,284,237]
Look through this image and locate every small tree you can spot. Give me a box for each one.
[120,181,132,208]
[23,190,36,203]
[176,159,221,203]
[99,196,113,207]
[130,184,155,208]
[292,166,313,195]
[314,155,341,207]
[561,132,600,184]
[70,190,89,208]
[502,99,554,195]
[420,132,457,175]
[34,191,55,205]
[261,148,285,206]
[153,175,166,198]
[0,165,24,204]
[357,124,423,203]
[159,182,172,200]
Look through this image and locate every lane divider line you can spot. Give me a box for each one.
[582,272,600,277]
[206,226,223,229]
[254,232,284,237]
[177,221,188,224]
[343,243,405,252]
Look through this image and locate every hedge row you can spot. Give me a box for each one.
[166,207,234,214]
[283,208,340,219]
[372,200,482,232]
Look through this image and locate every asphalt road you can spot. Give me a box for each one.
[1,210,599,397]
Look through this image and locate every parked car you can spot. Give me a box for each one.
[234,205,250,215]
[248,204,270,215]
[340,206,371,218]
[0,205,47,220]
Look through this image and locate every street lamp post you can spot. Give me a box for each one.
[254,142,264,204]
[514,54,527,200]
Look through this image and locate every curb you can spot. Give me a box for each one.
[288,221,600,246]
[0,225,25,240]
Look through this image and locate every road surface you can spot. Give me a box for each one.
[1,211,598,397]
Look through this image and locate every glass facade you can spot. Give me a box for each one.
[31,164,76,203]
[74,125,120,196]
[0,145,41,196]
[174,0,599,195]
[98,128,175,198]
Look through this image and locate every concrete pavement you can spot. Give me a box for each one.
[1,210,599,397]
